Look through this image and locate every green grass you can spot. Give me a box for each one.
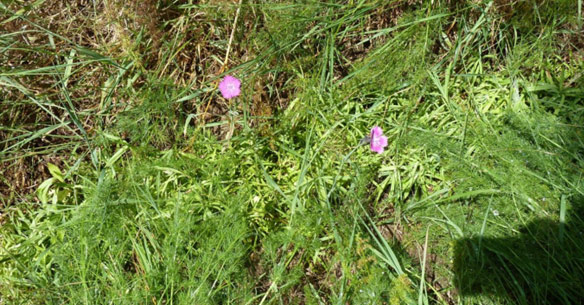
[1,0,583,304]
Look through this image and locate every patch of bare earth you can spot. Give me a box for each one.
[373,201,456,304]
[248,242,344,304]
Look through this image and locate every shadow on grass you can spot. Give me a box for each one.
[454,199,584,304]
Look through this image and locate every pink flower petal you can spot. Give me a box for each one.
[370,126,388,154]
[219,75,241,99]
[379,135,388,147]
[371,126,383,137]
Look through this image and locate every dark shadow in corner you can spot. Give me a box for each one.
[454,198,584,305]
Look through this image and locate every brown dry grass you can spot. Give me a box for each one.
[1,0,255,203]
[1,1,138,203]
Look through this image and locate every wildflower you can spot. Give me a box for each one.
[370,126,388,154]
[218,75,241,99]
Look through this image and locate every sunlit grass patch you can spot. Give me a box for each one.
[1,0,583,304]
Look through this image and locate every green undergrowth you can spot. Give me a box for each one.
[1,0,583,304]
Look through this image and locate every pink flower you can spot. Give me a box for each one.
[370,126,388,154]
[218,75,241,99]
